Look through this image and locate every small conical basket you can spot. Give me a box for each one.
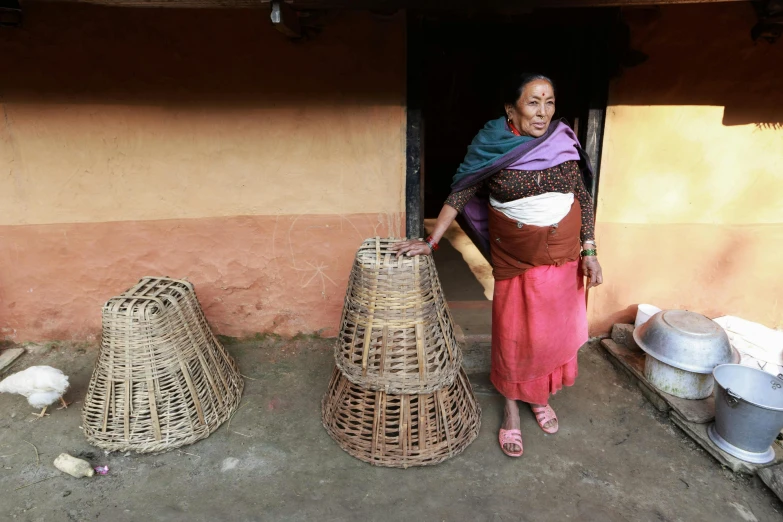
[335,237,462,394]
[82,277,244,453]
[321,366,481,468]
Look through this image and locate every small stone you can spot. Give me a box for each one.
[63,491,72,497]
[54,453,95,478]
[221,457,239,472]
[610,324,638,350]
[24,342,53,355]
[0,348,24,373]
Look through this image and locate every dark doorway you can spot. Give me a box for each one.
[405,8,615,311]
[407,8,616,232]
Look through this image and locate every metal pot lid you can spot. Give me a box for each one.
[633,310,737,374]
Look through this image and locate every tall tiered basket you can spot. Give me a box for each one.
[323,238,481,468]
[82,277,244,453]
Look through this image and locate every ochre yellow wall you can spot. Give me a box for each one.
[0,4,405,341]
[589,4,783,334]
[0,105,404,225]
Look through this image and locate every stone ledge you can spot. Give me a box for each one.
[758,463,783,503]
[671,411,783,475]
[601,338,715,424]
[454,324,491,375]
[603,331,783,484]
[0,348,24,375]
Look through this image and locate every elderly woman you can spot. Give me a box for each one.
[393,73,603,457]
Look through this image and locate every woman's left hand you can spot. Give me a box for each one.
[582,256,603,290]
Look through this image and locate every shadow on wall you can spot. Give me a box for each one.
[0,3,404,107]
[614,4,783,128]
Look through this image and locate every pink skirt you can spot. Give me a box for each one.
[490,260,587,404]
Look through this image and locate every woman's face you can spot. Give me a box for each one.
[505,79,555,138]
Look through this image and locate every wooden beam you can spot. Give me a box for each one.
[405,12,424,240]
[31,0,268,7]
[581,20,610,211]
[33,0,749,9]
[585,106,606,204]
[291,0,749,8]
[405,111,424,239]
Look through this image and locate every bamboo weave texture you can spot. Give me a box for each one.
[324,238,481,467]
[322,366,480,468]
[82,277,244,453]
[334,237,462,394]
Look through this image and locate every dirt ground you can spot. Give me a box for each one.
[1,339,781,522]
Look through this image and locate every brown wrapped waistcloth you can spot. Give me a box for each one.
[488,200,582,280]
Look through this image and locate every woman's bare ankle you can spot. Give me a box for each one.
[502,398,520,430]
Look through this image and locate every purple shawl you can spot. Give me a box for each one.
[451,119,592,256]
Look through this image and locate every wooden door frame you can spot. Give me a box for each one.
[405,11,424,239]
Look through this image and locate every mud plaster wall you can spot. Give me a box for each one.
[0,5,406,341]
[589,3,783,334]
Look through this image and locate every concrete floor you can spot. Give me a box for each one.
[1,340,782,522]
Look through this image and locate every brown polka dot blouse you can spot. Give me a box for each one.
[445,160,596,242]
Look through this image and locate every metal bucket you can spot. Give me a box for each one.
[708,364,783,464]
[644,354,714,399]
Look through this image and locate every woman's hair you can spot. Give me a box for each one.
[503,73,556,106]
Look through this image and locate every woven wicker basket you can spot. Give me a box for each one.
[334,237,462,394]
[82,277,244,453]
[322,366,480,468]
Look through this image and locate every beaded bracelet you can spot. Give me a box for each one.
[581,249,597,257]
[425,236,439,252]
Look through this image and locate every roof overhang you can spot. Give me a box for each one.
[26,0,750,9]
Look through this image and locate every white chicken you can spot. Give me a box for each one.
[0,365,70,418]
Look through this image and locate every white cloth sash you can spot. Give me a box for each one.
[489,192,574,226]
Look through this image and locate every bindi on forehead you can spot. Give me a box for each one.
[526,91,553,100]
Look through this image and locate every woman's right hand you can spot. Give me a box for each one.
[390,239,433,258]
[391,205,457,258]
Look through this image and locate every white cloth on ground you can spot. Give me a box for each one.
[713,316,783,376]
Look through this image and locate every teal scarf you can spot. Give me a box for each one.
[452,116,534,185]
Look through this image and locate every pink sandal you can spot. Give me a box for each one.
[498,429,524,457]
[531,405,559,434]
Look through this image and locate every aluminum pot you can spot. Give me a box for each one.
[708,364,783,464]
[633,310,737,374]
[635,304,662,329]
[643,355,714,399]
